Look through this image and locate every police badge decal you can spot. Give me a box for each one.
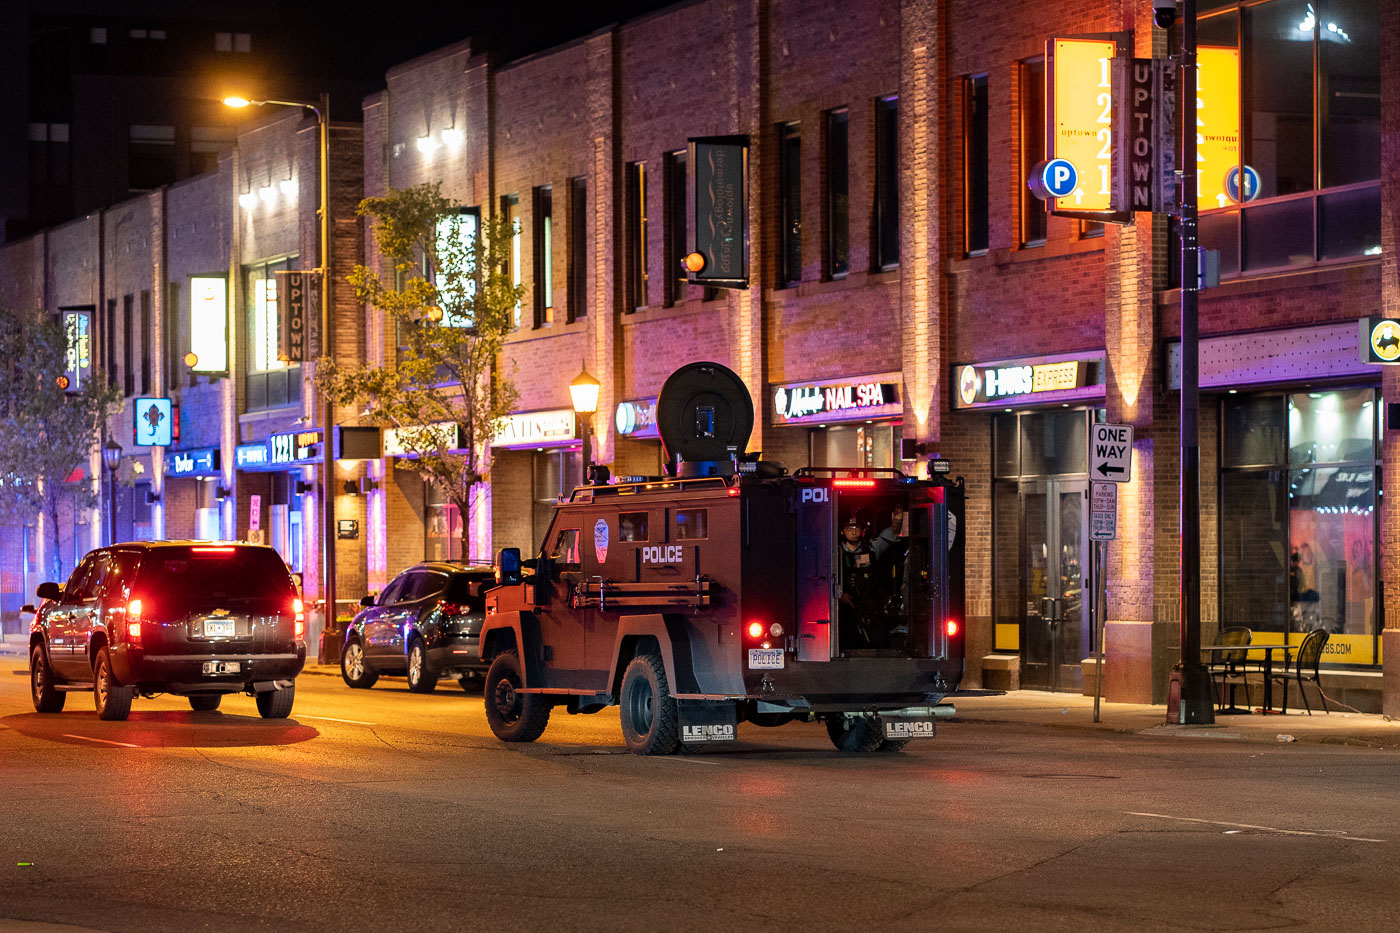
[594,518,610,563]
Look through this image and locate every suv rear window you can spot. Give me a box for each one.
[133,546,295,607]
[444,574,490,612]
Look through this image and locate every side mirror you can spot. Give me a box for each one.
[36,582,60,601]
[21,604,35,615]
[359,595,375,608]
[496,547,522,587]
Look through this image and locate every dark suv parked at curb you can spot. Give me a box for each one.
[340,562,494,693]
[28,542,306,721]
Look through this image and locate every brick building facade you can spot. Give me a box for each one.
[2,0,1396,711]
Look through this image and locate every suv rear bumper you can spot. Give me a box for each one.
[112,643,306,689]
[426,635,483,673]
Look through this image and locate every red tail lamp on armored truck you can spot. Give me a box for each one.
[479,361,965,755]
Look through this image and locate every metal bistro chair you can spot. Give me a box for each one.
[1210,626,1253,712]
[1270,627,1330,715]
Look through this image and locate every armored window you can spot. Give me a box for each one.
[676,509,708,540]
[619,512,649,542]
[552,528,581,568]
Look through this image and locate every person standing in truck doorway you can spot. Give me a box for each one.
[839,516,882,648]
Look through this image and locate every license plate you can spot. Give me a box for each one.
[747,648,784,669]
[202,660,240,675]
[204,619,235,637]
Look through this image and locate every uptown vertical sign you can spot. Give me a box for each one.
[275,270,311,362]
[688,136,749,288]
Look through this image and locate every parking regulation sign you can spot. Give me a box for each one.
[1090,481,1117,541]
[1089,423,1134,483]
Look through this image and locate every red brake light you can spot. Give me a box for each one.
[833,478,876,488]
[126,598,143,642]
[192,546,236,555]
[726,488,740,497]
[945,619,960,637]
[747,621,765,639]
[438,601,463,616]
[293,598,305,638]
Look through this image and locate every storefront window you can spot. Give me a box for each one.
[1219,389,1379,664]
[811,423,901,469]
[533,450,581,548]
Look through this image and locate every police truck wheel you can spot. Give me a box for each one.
[825,715,883,753]
[255,683,295,719]
[30,645,65,713]
[484,650,550,742]
[340,638,378,689]
[406,640,438,693]
[619,654,681,756]
[188,694,222,712]
[93,648,132,722]
[877,739,910,753]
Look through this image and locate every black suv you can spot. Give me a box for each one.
[28,542,306,721]
[340,562,494,692]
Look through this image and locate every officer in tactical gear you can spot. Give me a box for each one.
[839,515,883,648]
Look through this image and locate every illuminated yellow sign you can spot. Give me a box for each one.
[1052,38,1116,212]
[1031,361,1084,393]
[1197,46,1242,209]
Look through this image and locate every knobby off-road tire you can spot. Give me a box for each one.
[483,650,550,742]
[30,644,65,713]
[93,647,132,721]
[877,739,911,753]
[340,638,378,689]
[406,639,439,693]
[188,694,222,712]
[825,715,884,753]
[619,654,681,756]
[255,683,295,719]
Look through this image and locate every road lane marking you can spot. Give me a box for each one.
[1127,811,1384,843]
[299,715,376,725]
[653,755,720,766]
[63,734,140,747]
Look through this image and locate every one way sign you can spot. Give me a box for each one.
[1089,423,1134,483]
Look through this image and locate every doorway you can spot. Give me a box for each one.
[991,408,1099,693]
[1019,479,1087,691]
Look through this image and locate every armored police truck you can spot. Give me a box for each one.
[480,362,964,754]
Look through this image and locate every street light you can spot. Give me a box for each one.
[569,368,601,482]
[225,91,338,657]
[103,439,122,545]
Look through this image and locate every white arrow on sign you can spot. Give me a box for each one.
[1089,423,1134,483]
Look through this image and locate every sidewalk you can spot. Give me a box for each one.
[951,689,1400,749]
[6,633,1399,748]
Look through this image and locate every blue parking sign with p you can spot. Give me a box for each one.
[1225,165,1260,203]
[1042,159,1078,199]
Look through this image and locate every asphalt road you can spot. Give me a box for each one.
[3,659,1400,933]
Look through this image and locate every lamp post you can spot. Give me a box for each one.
[225,93,337,652]
[569,368,601,483]
[102,439,122,545]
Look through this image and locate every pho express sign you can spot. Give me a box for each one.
[770,373,902,426]
[953,354,1104,409]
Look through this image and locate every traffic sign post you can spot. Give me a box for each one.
[1089,423,1134,482]
[1087,479,1118,722]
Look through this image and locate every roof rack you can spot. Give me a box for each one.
[793,467,912,481]
[566,475,733,502]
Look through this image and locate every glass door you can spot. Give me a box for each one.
[1020,479,1087,691]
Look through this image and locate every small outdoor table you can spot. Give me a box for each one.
[1200,643,1300,714]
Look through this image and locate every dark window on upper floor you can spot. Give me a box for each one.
[122,294,134,397]
[826,109,849,279]
[778,122,802,286]
[1020,59,1048,246]
[568,177,588,322]
[625,162,648,311]
[874,97,900,269]
[963,75,990,255]
[533,185,554,328]
[665,151,688,305]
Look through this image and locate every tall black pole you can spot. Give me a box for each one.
[318,93,337,659]
[1175,0,1214,723]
